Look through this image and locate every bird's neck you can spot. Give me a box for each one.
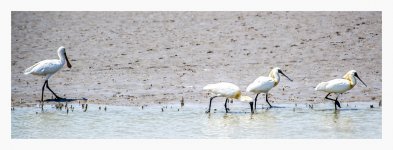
[343,73,356,88]
[269,70,280,86]
[234,91,241,99]
[58,52,66,65]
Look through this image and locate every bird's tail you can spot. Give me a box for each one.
[24,63,39,75]
[203,84,215,91]
[246,84,252,92]
[240,96,252,102]
[315,82,328,91]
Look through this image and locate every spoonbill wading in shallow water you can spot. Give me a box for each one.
[24,46,72,105]
[203,82,253,113]
[246,67,293,109]
[315,70,367,110]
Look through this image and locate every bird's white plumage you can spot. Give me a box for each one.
[315,79,351,93]
[203,82,240,98]
[246,67,285,94]
[246,76,275,93]
[25,59,63,75]
[203,82,252,102]
[24,46,69,80]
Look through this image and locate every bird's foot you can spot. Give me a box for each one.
[226,108,230,112]
[335,100,341,108]
[205,110,210,113]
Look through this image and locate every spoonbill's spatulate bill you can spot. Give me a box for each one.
[315,70,367,110]
[203,82,253,113]
[246,67,293,109]
[24,46,72,107]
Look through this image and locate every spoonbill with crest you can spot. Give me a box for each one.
[246,67,293,109]
[315,70,367,110]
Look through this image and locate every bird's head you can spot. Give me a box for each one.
[344,70,367,87]
[58,46,72,68]
[273,67,293,82]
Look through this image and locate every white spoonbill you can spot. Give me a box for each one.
[203,82,253,113]
[24,46,72,104]
[246,67,293,109]
[315,70,367,110]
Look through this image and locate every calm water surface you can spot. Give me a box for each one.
[11,102,381,138]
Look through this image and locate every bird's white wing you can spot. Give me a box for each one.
[324,79,351,93]
[203,82,239,97]
[246,76,274,93]
[25,59,62,76]
[24,62,40,75]
[315,81,328,91]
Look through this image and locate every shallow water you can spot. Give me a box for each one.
[11,102,381,139]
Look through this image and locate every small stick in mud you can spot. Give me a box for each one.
[161,108,164,112]
[104,106,107,111]
[379,100,382,107]
[180,97,184,107]
[82,104,85,109]
[67,108,69,114]
[55,103,64,110]
[99,106,101,110]
[84,104,88,112]
[141,105,144,110]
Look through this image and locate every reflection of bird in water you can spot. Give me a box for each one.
[315,70,367,110]
[203,82,253,113]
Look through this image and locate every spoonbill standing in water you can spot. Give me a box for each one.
[315,70,367,110]
[246,67,293,109]
[24,46,72,104]
[203,82,254,113]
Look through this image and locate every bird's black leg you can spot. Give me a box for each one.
[224,98,229,113]
[266,93,272,108]
[41,80,47,102]
[254,93,259,110]
[46,80,63,99]
[41,80,47,111]
[325,93,340,110]
[335,94,341,110]
[249,102,254,113]
[324,93,336,101]
[206,96,217,113]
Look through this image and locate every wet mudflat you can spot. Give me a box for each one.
[11,102,381,139]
